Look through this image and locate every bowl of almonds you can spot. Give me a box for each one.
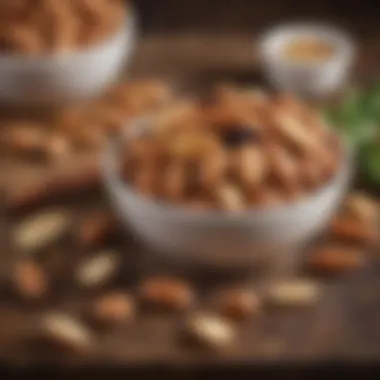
[103,85,351,269]
[0,0,136,106]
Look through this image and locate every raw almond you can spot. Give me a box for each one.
[307,245,364,274]
[184,313,236,351]
[78,211,116,247]
[216,288,261,321]
[343,193,379,223]
[215,183,245,212]
[330,217,378,245]
[12,210,71,252]
[38,313,94,353]
[266,279,320,307]
[12,260,48,299]
[139,276,194,311]
[92,291,135,325]
[76,250,120,289]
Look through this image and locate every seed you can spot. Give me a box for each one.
[343,193,379,223]
[184,313,236,351]
[92,291,135,325]
[78,211,116,247]
[216,288,261,321]
[38,313,94,353]
[76,250,120,289]
[215,183,245,212]
[266,279,320,307]
[12,210,71,253]
[12,260,48,299]
[139,276,194,311]
[307,245,364,274]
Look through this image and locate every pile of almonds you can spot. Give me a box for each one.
[120,86,342,211]
[0,0,127,55]
[1,190,377,357]
[0,79,173,164]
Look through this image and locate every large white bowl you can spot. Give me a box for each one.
[0,11,137,107]
[259,23,356,98]
[103,120,352,269]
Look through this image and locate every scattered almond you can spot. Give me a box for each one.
[184,313,236,351]
[76,250,120,289]
[216,288,261,321]
[78,211,116,247]
[11,260,48,299]
[91,291,135,325]
[139,276,194,311]
[12,210,71,252]
[330,217,378,245]
[266,279,320,307]
[343,193,379,223]
[38,313,94,353]
[307,245,365,274]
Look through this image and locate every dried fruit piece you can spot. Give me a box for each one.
[12,210,71,252]
[216,288,261,321]
[38,313,94,353]
[184,313,236,351]
[266,279,320,307]
[307,245,364,274]
[76,250,120,289]
[139,276,194,311]
[330,217,378,245]
[162,162,187,201]
[199,149,227,190]
[78,211,116,247]
[12,260,48,299]
[91,291,135,325]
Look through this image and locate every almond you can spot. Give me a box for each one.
[216,288,261,321]
[139,276,194,311]
[92,292,135,325]
[307,245,365,274]
[184,313,236,351]
[12,260,48,299]
[12,210,71,253]
[76,250,120,289]
[215,183,245,212]
[343,193,379,223]
[266,279,320,307]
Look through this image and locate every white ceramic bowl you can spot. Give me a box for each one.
[259,23,356,98]
[0,11,137,107]
[103,120,352,269]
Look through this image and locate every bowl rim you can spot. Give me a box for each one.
[258,21,356,69]
[0,6,137,62]
[102,116,353,222]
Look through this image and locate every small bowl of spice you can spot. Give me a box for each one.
[259,23,356,98]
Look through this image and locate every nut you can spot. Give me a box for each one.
[266,279,321,307]
[91,291,135,325]
[184,313,236,351]
[215,183,245,211]
[139,276,194,311]
[12,260,48,299]
[343,193,379,223]
[12,209,72,253]
[76,250,120,289]
[78,211,116,247]
[216,288,261,321]
[38,312,94,353]
[307,245,365,274]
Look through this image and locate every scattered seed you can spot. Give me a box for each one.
[76,250,120,289]
[91,291,135,325]
[266,279,321,307]
[11,260,48,299]
[139,276,194,311]
[78,211,116,247]
[38,313,94,353]
[307,245,365,275]
[12,210,71,253]
[184,313,236,351]
[216,288,261,321]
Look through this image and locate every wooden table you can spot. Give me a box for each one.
[0,33,380,369]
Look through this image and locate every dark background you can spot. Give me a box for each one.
[133,0,379,37]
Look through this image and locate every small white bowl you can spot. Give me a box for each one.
[0,11,137,107]
[259,22,356,98]
[102,120,352,270]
